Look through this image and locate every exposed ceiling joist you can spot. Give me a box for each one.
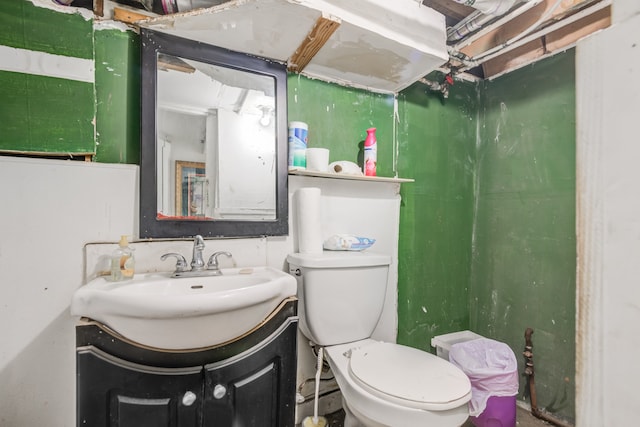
[107,0,611,84]
[482,4,610,78]
[288,15,341,73]
[437,0,611,79]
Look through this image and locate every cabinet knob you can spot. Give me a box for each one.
[213,384,227,399]
[182,391,197,406]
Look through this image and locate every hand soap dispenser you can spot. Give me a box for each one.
[110,235,135,281]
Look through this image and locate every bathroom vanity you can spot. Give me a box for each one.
[75,298,298,427]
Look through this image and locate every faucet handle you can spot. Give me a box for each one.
[161,253,189,272]
[207,251,233,270]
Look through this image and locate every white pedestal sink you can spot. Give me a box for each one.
[71,267,297,350]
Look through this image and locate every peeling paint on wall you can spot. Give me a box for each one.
[0,0,139,159]
[0,44,94,82]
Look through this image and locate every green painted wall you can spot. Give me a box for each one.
[395,54,576,419]
[0,0,138,160]
[0,0,95,155]
[93,28,140,164]
[395,77,478,351]
[0,70,95,154]
[0,0,93,58]
[287,75,395,176]
[472,52,576,420]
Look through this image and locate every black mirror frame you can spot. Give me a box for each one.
[139,28,288,239]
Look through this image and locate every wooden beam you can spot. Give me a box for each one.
[482,38,545,79]
[0,149,95,159]
[288,15,340,74]
[93,0,104,18]
[459,0,593,58]
[481,4,611,79]
[113,6,154,25]
[158,54,196,74]
[545,6,611,53]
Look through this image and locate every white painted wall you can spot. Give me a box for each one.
[0,157,137,427]
[612,0,640,23]
[575,1,640,425]
[0,157,401,426]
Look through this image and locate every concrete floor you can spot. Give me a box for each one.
[322,405,553,426]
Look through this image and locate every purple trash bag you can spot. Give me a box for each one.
[449,338,519,427]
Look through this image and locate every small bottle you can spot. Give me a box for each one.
[110,235,135,281]
[363,127,377,177]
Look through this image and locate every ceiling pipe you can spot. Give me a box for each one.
[448,0,544,47]
[448,10,497,43]
[433,0,542,89]
[446,0,524,43]
[419,75,454,98]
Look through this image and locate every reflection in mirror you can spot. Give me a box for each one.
[140,29,288,238]
[156,54,276,220]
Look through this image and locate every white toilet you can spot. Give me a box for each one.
[287,251,472,427]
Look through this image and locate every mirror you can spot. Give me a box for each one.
[140,29,288,238]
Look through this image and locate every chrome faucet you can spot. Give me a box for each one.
[191,235,206,271]
[161,235,234,278]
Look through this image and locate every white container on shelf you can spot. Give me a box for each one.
[288,121,308,169]
[431,330,483,360]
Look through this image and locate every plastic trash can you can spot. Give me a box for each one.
[448,337,519,427]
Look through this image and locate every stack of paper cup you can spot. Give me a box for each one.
[295,187,323,254]
[306,148,330,172]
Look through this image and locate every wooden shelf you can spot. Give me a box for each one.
[288,169,414,183]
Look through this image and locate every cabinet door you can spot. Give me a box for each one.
[77,347,203,427]
[202,322,297,427]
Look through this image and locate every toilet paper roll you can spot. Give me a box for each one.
[328,161,363,176]
[296,187,323,254]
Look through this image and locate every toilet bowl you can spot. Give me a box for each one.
[326,339,471,427]
[287,251,472,427]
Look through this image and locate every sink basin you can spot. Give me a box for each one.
[71,267,296,350]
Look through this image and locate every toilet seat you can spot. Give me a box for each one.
[347,341,471,411]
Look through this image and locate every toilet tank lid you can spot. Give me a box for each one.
[287,251,391,268]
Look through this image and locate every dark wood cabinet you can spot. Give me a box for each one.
[202,323,297,427]
[77,347,202,427]
[76,298,297,427]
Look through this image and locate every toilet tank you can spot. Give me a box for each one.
[287,251,391,346]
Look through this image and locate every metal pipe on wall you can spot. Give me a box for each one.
[523,328,574,427]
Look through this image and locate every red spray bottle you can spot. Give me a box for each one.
[363,127,377,177]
